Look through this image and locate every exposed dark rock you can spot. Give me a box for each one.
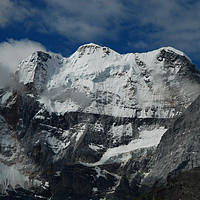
[140,94,200,196]
[135,166,200,200]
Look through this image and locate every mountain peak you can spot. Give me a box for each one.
[13,44,200,118]
[159,46,191,61]
[26,51,51,63]
[76,43,112,56]
[79,42,101,48]
[1,43,200,200]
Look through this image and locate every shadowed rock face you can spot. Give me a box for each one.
[142,95,200,188]
[1,45,200,199]
[135,166,200,200]
[51,164,119,200]
[0,90,169,199]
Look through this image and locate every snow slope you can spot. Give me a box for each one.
[15,43,200,118]
[85,126,167,165]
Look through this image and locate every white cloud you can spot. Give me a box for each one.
[0,39,46,88]
[41,0,126,41]
[1,0,200,65]
[0,0,34,27]
[39,0,200,57]
[0,39,46,72]
[2,0,200,54]
[126,0,200,54]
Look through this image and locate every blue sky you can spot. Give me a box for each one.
[0,0,200,70]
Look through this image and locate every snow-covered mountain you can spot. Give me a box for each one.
[1,43,200,199]
[15,43,200,117]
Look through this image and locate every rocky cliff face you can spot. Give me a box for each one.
[135,166,200,200]
[0,44,200,199]
[143,94,200,187]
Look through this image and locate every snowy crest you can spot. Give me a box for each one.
[14,44,200,118]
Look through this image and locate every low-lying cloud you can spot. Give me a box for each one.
[0,39,46,72]
[0,39,46,88]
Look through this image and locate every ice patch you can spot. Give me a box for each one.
[92,127,167,165]
[109,123,132,143]
[92,187,98,192]
[55,171,61,177]
[46,134,70,154]
[0,162,41,194]
[34,115,45,120]
[75,124,86,142]
[94,166,106,178]
[89,144,104,151]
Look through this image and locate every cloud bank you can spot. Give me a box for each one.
[0,39,46,88]
[0,0,35,27]
[0,39,46,72]
[0,0,200,65]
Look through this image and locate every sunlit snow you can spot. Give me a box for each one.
[14,43,200,119]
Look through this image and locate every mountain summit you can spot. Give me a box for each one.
[15,44,200,118]
[1,44,200,199]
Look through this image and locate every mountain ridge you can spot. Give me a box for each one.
[0,44,200,199]
[13,44,200,118]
